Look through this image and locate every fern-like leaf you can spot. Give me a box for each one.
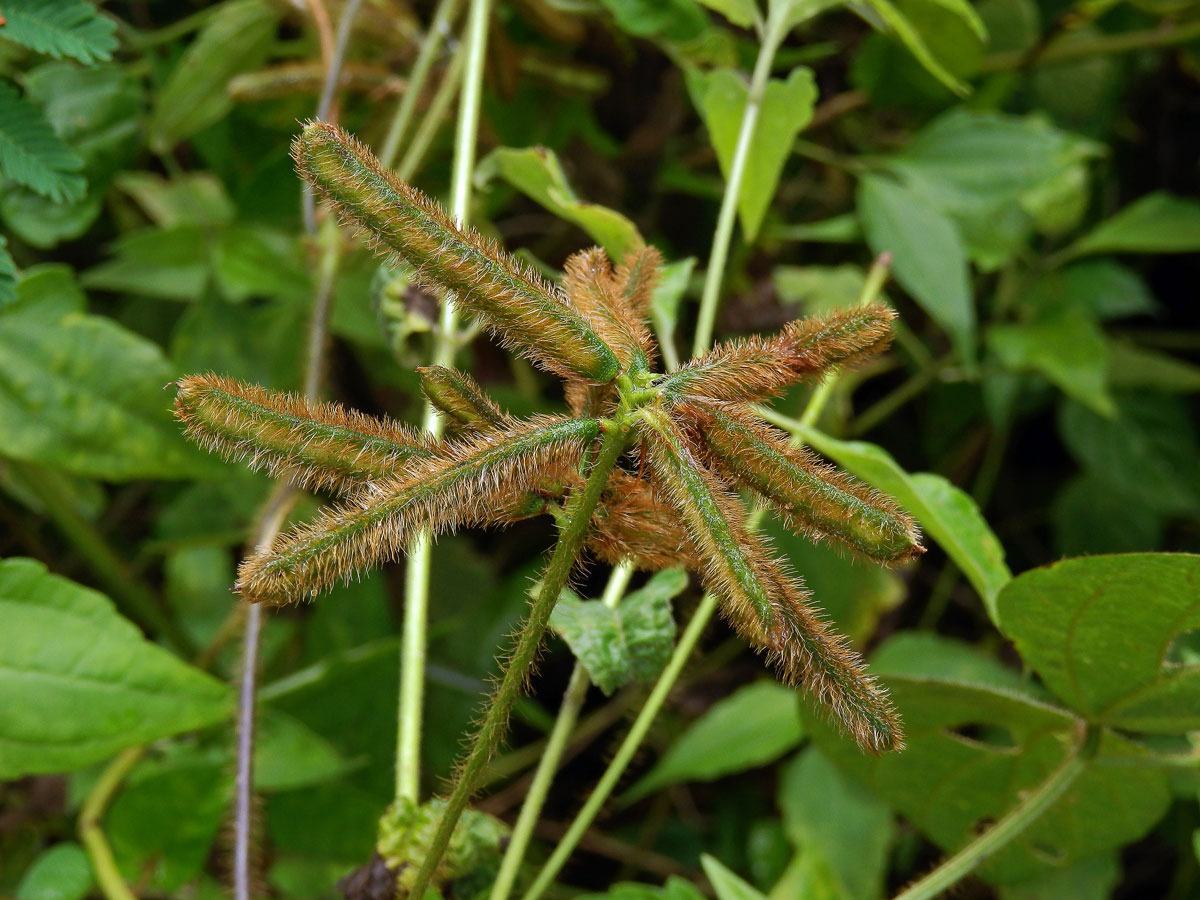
[0,0,118,65]
[0,82,85,203]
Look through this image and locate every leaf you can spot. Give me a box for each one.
[599,0,712,41]
[649,256,695,368]
[1066,192,1200,258]
[997,855,1120,900]
[550,569,685,694]
[1107,340,1200,394]
[147,0,281,152]
[856,0,979,94]
[806,637,1172,883]
[0,82,85,203]
[693,66,818,241]
[857,173,974,363]
[0,0,118,65]
[255,709,353,791]
[696,0,762,26]
[797,426,1011,618]
[16,843,94,900]
[701,855,769,900]
[0,235,15,308]
[0,558,232,778]
[623,681,805,801]
[1052,475,1164,557]
[82,225,212,301]
[1022,260,1156,321]
[988,304,1115,417]
[475,146,643,259]
[0,268,219,480]
[114,172,236,228]
[997,553,1200,733]
[578,878,707,900]
[777,747,891,900]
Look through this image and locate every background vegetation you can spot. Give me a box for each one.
[1,0,1199,899]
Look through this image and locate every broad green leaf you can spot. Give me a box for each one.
[769,212,861,244]
[1066,192,1200,258]
[857,173,974,363]
[476,146,642,259]
[695,0,761,27]
[114,172,236,228]
[693,66,817,241]
[1052,475,1164,557]
[578,878,707,900]
[82,226,212,301]
[0,558,232,778]
[0,235,15,307]
[650,256,696,369]
[702,855,769,900]
[997,855,1119,900]
[599,0,712,41]
[856,0,978,94]
[0,82,85,203]
[1107,340,1200,394]
[997,554,1200,733]
[777,747,891,900]
[213,226,311,302]
[256,709,353,792]
[773,0,846,31]
[871,631,1042,697]
[16,843,93,900]
[0,0,117,64]
[773,264,877,314]
[797,426,1011,618]
[0,268,218,480]
[623,681,805,801]
[147,0,280,152]
[806,640,1171,883]
[550,568,685,694]
[1023,260,1155,321]
[989,304,1115,417]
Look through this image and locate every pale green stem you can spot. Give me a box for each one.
[396,42,467,182]
[489,561,636,900]
[78,747,145,900]
[396,0,493,805]
[690,14,789,358]
[891,725,1096,900]
[379,0,462,170]
[522,253,894,899]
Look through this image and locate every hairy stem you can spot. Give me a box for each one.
[489,561,636,900]
[78,747,145,900]
[407,423,631,900]
[396,0,493,805]
[891,724,1097,900]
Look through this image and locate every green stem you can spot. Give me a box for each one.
[379,0,462,169]
[489,561,635,900]
[78,747,145,900]
[407,422,632,900]
[891,725,1097,900]
[979,19,1200,72]
[396,40,467,182]
[691,14,788,358]
[396,0,492,805]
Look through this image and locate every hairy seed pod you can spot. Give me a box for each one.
[587,471,700,571]
[679,401,923,565]
[293,122,620,383]
[638,407,901,753]
[173,374,433,494]
[562,248,653,371]
[416,366,506,433]
[237,416,599,603]
[613,245,663,319]
[659,304,896,404]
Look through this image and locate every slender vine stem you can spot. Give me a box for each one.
[396,0,493,805]
[690,11,789,357]
[489,561,636,900]
[396,42,467,182]
[891,724,1098,900]
[78,747,145,900]
[407,421,633,900]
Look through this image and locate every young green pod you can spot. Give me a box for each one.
[293,122,621,383]
[416,366,506,433]
[173,373,433,494]
[679,401,923,565]
[237,416,599,604]
[658,304,897,404]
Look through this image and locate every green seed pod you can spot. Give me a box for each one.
[416,366,506,433]
[293,122,620,383]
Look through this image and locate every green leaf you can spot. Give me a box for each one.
[599,0,712,41]
[0,82,85,203]
[1107,340,1200,394]
[0,558,232,778]
[997,855,1120,900]
[578,878,706,900]
[695,0,761,27]
[1023,260,1156,321]
[856,0,979,94]
[550,569,685,694]
[114,172,236,228]
[0,0,118,65]
[649,256,695,367]
[797,426,1011,618]
[0,267,219,480]
[777,748,891,900]
[1066,192,1200,258]
[16,843,94,900]
[623,681,805,801]
[0,235,16,307]
[82,226,212,301]
[701,855,768,900]
[988,304,1115,417]
[997,554,1200,733]
[806,639,1172,883]
[476,146,643,259]
[147,0,280,153]
[256,709,353,792]
[693,66,818,241]
[1052,474,1164,557]
[857,173,974,363]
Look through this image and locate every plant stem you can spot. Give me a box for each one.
[396,42,467,182]
[407,422,632,900]
[691,13,788,357]
[891,724,1097,900]
[78,747,145,900]
[379,0,462,170]
[979,19,1200,72]
[395,0,492,806]
[489,561,635,900]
